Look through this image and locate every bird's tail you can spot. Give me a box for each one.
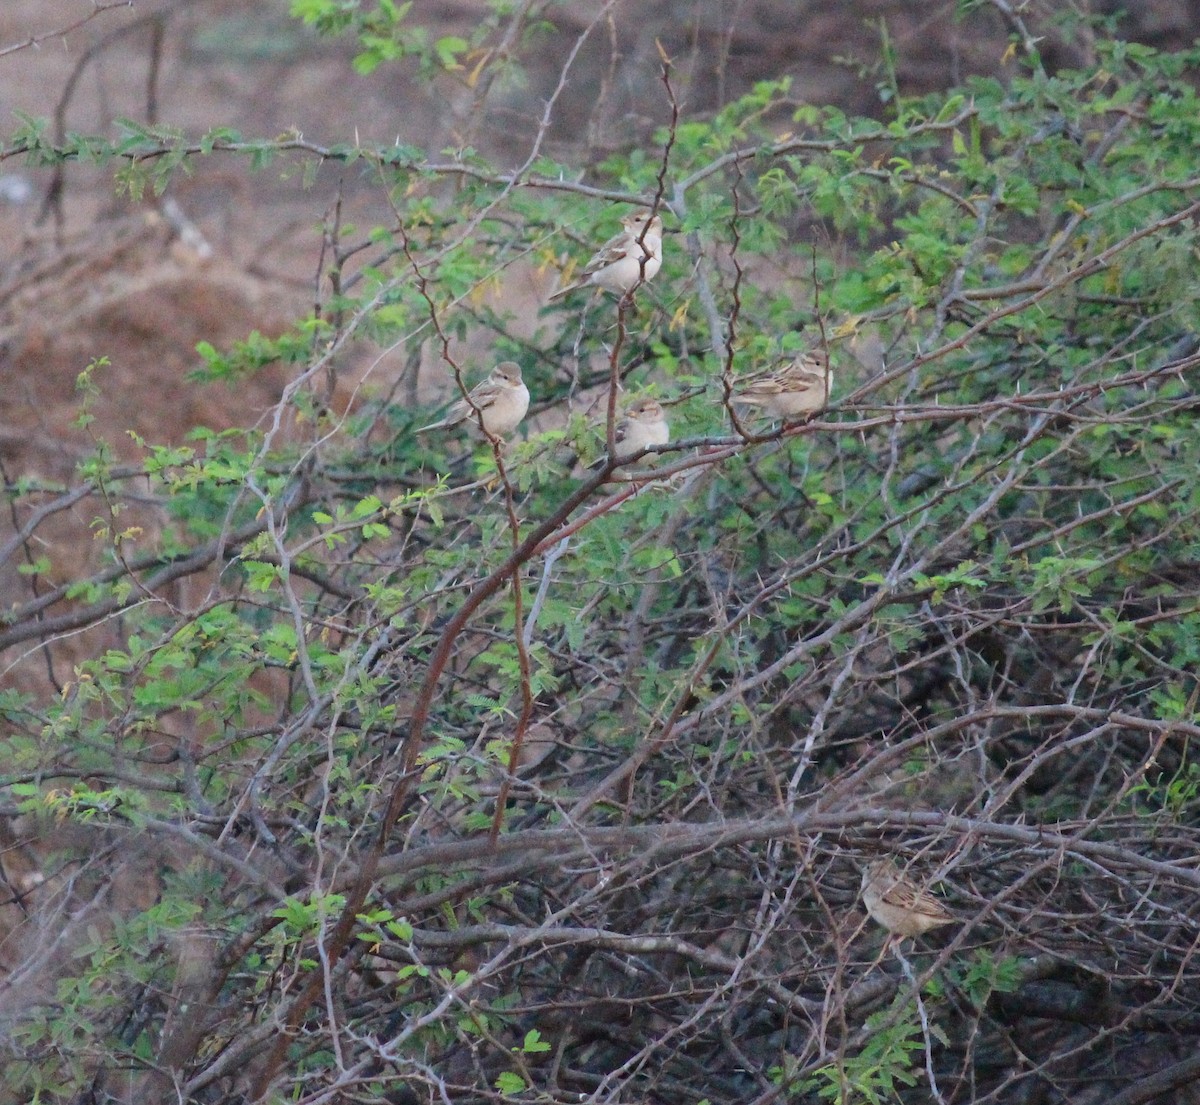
[547,281,580,304]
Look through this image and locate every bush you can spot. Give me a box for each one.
[3,5,1200,1104]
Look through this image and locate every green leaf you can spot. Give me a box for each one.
[519,1028,552,1054]
[495,1072,526,1095]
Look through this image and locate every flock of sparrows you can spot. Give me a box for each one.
[415,212,954,944]
[416,208,833,456]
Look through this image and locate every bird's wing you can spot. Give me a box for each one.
[548,234,634,301]
[580,235,632,276]
[733,373,788,401]
[879,872,953,923]
[416,381,499,431]
[780,372,823,393]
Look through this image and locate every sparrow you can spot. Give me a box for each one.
[729,350,831,421]
[548,212,664,302]
[860,858,955,939]
[416,361,530,439]
[594,396,670,466]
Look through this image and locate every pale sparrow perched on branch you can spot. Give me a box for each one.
[416,361,530,439]
[612,396,670,461]
[548,212,664,302]
[860,858,955,939]
[591,396,670,469]
[730,350,831,421]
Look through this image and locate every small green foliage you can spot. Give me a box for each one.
[273,894,348,936]
[1129,757,1200,817]
[948,950,1025,1008]
[798,996,927,1104]
[517,1028,551,1054]
[291,0,471,76]
[495,1071,527,1095]
[1027,555,1105,614]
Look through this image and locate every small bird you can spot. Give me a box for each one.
[548,211,664,302]
[730,350,831,421]
[860,858,955,939]
[416,361,530,439]
[596,397,670,466]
